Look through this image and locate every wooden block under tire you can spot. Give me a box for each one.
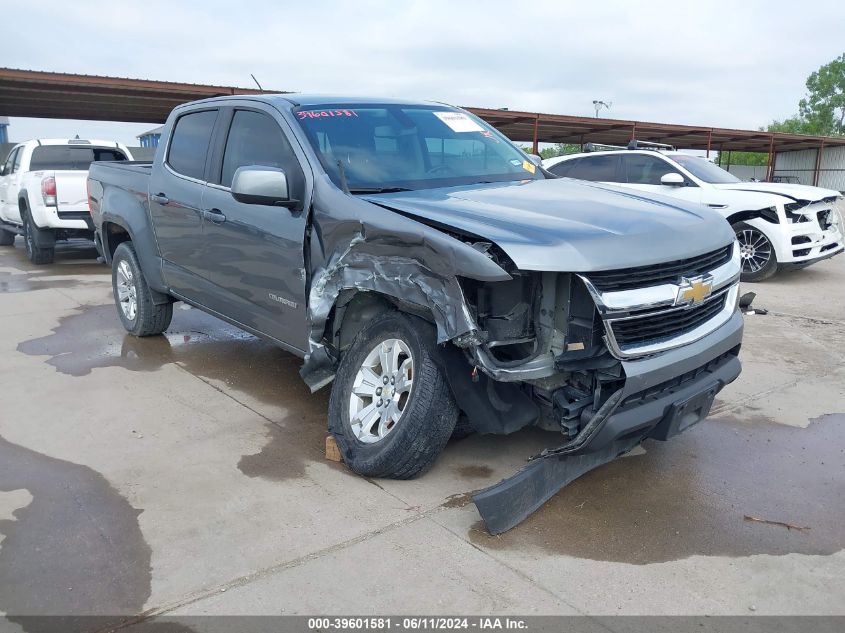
[325,435,343,463]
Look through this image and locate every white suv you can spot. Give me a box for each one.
[0,138,132,264]
[544,145,843,281]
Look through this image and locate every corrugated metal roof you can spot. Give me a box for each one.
[1,67,843,154]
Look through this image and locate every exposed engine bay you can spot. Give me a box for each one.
[452,260,624,442]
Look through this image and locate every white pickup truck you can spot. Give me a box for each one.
[0,138,132,264]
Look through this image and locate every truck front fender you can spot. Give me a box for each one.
[300,177,512,391]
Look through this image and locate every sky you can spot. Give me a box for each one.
[4,0,845,147]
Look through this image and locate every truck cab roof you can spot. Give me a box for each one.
[174,93,451,111]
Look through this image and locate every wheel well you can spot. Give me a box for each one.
[727,208,779,225]
[331,292,395,353]
[329,290,441,354]
[102,222,132,260]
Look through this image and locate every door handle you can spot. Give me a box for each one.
[202,208,227,223]
[150,192,170,205]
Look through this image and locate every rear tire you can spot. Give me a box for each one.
[112,241,173,336]
[733,222,778,282]
[328,311,459,479]
[0,228,14,246]
[22,211,55,265]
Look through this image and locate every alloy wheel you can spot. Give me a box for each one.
[347,338,414,444]
[737,228,773,274]
[116,259,138,321]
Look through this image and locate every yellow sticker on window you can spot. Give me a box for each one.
[522,160,536,174]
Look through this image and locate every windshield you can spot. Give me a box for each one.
[293,104,544,192]
[668,154,741,184]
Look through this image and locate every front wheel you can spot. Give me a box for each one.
[328,311,459,479]
[112,241,173,336]
[733,222,778,282]
[0,228,14,246]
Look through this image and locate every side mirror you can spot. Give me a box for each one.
[231,166,297,207]
[660,172,685,187]
[527,154,543,166]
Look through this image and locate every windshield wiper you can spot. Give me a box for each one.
[348,187,412,194]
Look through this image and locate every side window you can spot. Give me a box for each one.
[568,155,619,182]
[13,149,22,173]
[2,148,18,175]
[621,154,681,185]
[167,110,218,180]
[547,158,579,177]
[220,110,304,197]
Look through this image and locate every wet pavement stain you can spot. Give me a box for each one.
[238,419,335,481]
[443,491,480,508]
[17,304,334,483]
[0,269,106,293]
[0,435,152,629]
[18,304,299,391]
[0,245,107,293]
[468,414,845,564]
[455,464,494,479]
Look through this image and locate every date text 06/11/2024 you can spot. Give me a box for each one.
[307,617,528,630]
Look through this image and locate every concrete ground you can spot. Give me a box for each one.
[0,236,843,628]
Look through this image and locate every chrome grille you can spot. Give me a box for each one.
[587,245,733,292]
[580,242,741,359]
[609,293,727,346]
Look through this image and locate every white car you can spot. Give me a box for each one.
[0,138,133,264]
[543,145,843,281]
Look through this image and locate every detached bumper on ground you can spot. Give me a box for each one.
[474,311,744,534]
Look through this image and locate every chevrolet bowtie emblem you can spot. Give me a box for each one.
[676,276,714,306]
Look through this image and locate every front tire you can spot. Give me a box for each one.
[328,311,459,479]
[22,211,55,265]
[0,228,14,246]
[733,222,778,282]
[112,241,173,336]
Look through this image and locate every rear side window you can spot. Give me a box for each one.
[568,155,619,182]
[219,110,303,195]
[547,158,579,177]
[167,110,218,180]
[29,146,128,171]
[2,147,20,175]
[620,154,681,185]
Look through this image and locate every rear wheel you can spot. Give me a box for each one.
[328,311,459,479]
[112,241,173,336]
[0,228,14,246]
[22,211,55,265]
[733,222,777,282]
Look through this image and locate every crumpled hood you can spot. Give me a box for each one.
[363,178,735,272]
[713,182,841,204]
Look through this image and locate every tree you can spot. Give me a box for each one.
[718,151,768,167]
[520,143,582,159]
[799,53,845,135]
[765,54,845,136]
[766,116,811,135]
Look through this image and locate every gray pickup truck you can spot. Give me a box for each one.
[87,95,743,533]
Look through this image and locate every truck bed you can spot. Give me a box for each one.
[88,161,152,198]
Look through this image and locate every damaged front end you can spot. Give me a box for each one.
[300,182,743,535]
[446,243,744,533]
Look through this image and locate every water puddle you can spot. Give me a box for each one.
[468,414,845,564]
